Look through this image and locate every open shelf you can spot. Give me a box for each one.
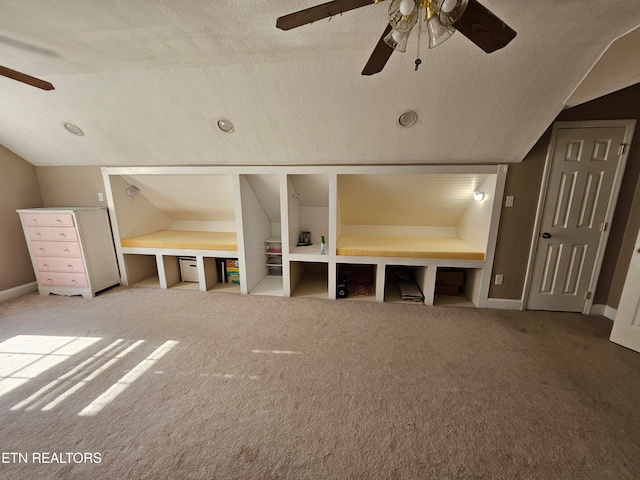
[384,265,426,304]
[434,267,482,308]
[251,275,284,296]
[336,263,377,302]
[290,262,328,299]
[132,275,161,289]
[288,174,330,255]
[433,294,476,308]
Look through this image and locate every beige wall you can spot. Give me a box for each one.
[36,166,106,207]
[489,83,640,309]
[0,146,43,291]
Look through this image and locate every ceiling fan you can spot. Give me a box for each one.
[0,65,54,90]
[276,0,516,75]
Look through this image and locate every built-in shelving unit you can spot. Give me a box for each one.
[102,165,507,308]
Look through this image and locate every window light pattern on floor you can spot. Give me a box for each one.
[0,335,101,400]
[3,335,178,416]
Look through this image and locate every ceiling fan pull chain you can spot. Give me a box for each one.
[415,5,423,71]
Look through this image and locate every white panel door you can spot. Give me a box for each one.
[527,125,628,312]
[609,229,640,353]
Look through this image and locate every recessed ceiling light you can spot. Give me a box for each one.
[217,119,234,133]
[398,111,417,128]
[64,123,84,136]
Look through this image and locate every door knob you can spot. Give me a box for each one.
[542,232,552,239]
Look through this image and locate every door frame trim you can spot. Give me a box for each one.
[522,119,636,313]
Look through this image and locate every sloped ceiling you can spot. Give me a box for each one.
[565,25,640,108]
[0,1,639,168]
[338,173,489,226]
[121,174,235,221]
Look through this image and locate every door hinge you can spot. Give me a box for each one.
[618,144,628,155]
[600,222,608,232]
[584,291,592,300]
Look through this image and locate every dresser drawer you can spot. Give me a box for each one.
[31,241,82,257]
[22,213,74,227]
[27,226,53,241]
[39,272,88,288]
[35,256,86,273]
[50,227,78,241]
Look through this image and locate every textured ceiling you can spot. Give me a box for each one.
[0,1,639,168]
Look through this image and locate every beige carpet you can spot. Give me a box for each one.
[0,286,639,479]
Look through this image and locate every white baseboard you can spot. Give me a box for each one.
[591,304,617,321]
[0,281,38,303]
[486,298,523,310]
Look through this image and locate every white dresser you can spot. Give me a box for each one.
[17,207,120,298]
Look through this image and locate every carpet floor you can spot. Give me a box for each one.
[0,286,639,479]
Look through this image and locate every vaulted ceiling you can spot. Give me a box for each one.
[1,1,639,167]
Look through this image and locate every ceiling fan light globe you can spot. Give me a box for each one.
[383,28,411,53]
[436,0,468,25]
[440,0,458,13]
[388,0,419,32]
[427,16,455,48]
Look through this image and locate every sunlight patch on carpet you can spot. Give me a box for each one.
[0,335,101,400]
[78,340,179,416]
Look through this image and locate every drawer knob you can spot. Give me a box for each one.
[63,248,70,252]
[47,278,53,283]
[71,279,77,284]
[35,231,41,236]
[39,247,45,252]
[31,218,37,223]
[56,218,62,223]
[43,263,49,268]
[67,264,73,268]
[59,233,66,237]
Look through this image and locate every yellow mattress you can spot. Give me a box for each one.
[121,230,237,251]
[336,235,485,260]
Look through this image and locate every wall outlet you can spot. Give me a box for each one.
[505,196,514,207]
[495,274,504,285]
[98,192,104,202]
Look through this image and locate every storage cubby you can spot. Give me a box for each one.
[290,262,329,299]
[287,174,330,256]
[124,253,159,288]
[384,265,427,304]
[433,267,483,308]
[336,263,377,302]
[240,174,284,296]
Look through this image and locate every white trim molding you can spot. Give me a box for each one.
[486,298,523,310]
[0,281,38,303]
[590,304,617,321]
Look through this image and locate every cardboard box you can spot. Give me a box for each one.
[435,284,461,296]
[436,270,465,286]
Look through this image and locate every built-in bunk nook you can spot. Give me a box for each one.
[103,170,240,293]
[102,165,506,308]
[335,167,505,307]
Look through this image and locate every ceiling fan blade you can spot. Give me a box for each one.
[277,0,380,31]
[0,65,54,90]
[362,23,394,76]
[453,0,516,53]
